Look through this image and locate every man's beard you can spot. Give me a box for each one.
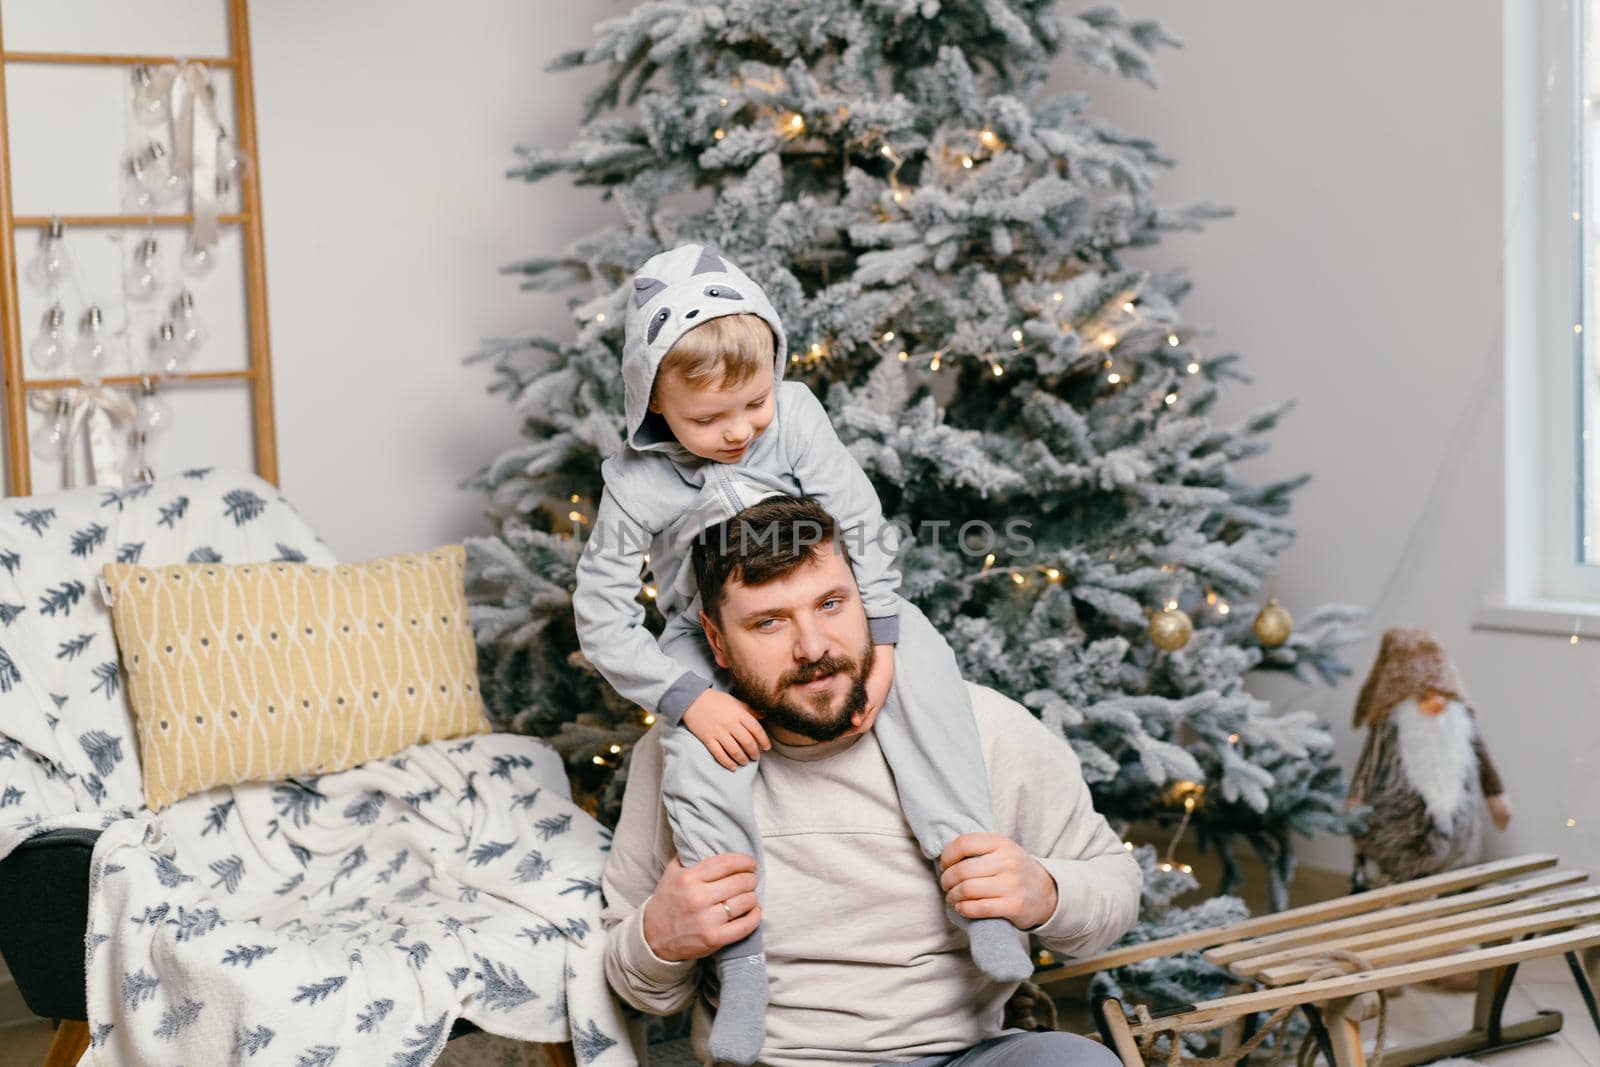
[727,641,875,743]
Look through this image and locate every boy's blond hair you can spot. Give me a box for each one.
[655,313,774,394]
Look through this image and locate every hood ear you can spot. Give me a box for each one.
[692,245,726,275]
[633,276,667,308]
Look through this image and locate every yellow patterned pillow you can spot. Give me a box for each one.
[102,545,491,811]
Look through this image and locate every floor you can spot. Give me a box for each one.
[3,853,1596,1066]
[1364,953,1599,1065]
[1,960,1594,1066]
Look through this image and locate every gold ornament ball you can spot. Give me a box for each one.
[1149,606,1193,651]
[1253,600,1294,647]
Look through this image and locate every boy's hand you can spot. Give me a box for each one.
[846,644,896,737]
[682,690,771,771]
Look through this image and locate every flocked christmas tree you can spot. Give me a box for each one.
[464,1,1365,1007]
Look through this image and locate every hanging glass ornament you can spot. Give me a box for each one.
[24,218,70,293]
[30,397,70,461]
[124,237,162,301]
[148,321,191,378]
[71,307,122,383]
[134,379,173,435]
[121,156,157,212]
[172,290,209,351]
[127,429,155,486]
[179,241,216,278]
[142,142,189,206]
[28,304,68,372]
[1149,604,1193,651]
[1252,599,1294,647]
[131,64,170,128]
[216,125,252,186]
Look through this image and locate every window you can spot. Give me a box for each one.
[1482,0,1600,633]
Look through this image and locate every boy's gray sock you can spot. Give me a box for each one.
[959,911,1035,983]
[708,950,768,1066]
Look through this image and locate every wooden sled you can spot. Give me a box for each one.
[1031,854,1600,1065]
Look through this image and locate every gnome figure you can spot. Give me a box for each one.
[1348,626,1514,888]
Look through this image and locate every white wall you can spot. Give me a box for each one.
[249,0,611,558]
[1,0,610,559]
[1080,1,1598,875]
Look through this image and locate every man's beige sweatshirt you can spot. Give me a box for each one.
[599,682,1142,1066]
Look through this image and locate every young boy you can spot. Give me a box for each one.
[574,243,1032,1065]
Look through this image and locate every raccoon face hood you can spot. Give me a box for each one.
[621,242,789,454]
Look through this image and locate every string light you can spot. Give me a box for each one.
[568,511,587,524]
[595,313,606,323]
[1164,393,1178,405]
[786,112,805,134]
[961,156,974,169]
[979,128,1000,148]
[719,97,730,107]
[644,584,657,599]
[1167,334,1181,347]
[897,350,909,361]
[1107,372,1122,384]
[882,330,895,342]
[1186,362,1201,374]
[591,755,606,766]
[982,553,996,572]
[1046,568,1061,581]
[1098,331,1118,347]
[930,351,942,371]
[1227,733,1240,745]
[643,714,656,726]
[1122,301,1136,313]
[1052,291,1064,302]
[991,362,1005,377]
[570,494,581,503]
[1010,328,1023,343]
[714,128,727,140]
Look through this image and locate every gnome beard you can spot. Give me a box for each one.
[1392,696,1477,832]
[1356,696,1487,886]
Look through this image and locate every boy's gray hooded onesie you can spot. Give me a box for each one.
[574,242,1017,1000]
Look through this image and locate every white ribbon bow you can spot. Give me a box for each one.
[162,61,221,249]
[28,389,140,488]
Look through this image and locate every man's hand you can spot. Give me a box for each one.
[938,833,1059,931]
[642,854,762,963]
[845,644,896,737]
[682,690,771,771]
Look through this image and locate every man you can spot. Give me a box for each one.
[600,496,1140,1066]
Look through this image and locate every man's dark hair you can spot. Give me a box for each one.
[691,495,842,620]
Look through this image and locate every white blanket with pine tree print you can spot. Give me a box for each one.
[0,471,635,1066]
